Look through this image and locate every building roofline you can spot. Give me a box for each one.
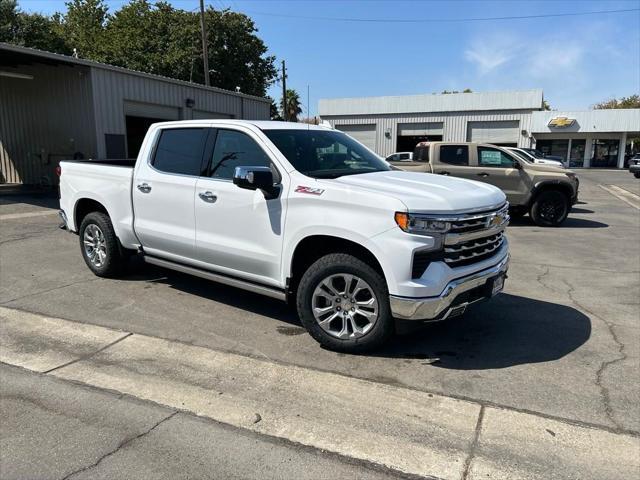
[319,89,544,116]
[0,42,270,104]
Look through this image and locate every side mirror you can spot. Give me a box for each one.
[513,160,522,169]
[233,166,280,199]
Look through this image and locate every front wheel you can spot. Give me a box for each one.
[530,190,569,227]
[634,171,640,179]
[296,253,393,353]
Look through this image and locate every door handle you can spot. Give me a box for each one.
[137,183,152,193]
[477,172,490,178]
[198,191,217,203]
[439,171,450,175]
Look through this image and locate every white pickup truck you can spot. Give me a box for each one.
[59,120,510,352]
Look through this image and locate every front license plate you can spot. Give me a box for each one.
[490,274,505,296]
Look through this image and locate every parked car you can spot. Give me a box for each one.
[506,147,564,168]
[385,152,413,162]
[520,147,565,163]
[59,121,510,352]
[388,141,579,227]
[629,154,640,178]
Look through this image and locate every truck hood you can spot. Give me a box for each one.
[329,171,506,214]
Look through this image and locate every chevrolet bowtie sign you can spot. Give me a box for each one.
[548,117,576,128]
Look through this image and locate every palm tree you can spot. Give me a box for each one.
[281,89,302,122]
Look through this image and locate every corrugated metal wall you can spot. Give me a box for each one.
[324,110,534,157]
[0,63,97,185]
[90,69,270,158]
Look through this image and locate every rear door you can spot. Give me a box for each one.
[132,127,208,259]
[475,146,529,203]
[431,145,477,180]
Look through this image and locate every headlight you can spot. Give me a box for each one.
[394,212,449,235]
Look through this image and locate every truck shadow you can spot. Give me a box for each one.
[507,217,608,229]
[376,293,591,369]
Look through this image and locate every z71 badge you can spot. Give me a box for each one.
[295,186,325,195]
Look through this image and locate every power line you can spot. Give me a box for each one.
[241,7,639,24]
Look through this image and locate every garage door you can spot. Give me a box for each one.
[397,122,443,136]
[335,124,377,151]
[467,121,520,144]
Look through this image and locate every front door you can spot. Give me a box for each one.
[475,146,528,204]
[194,127,286,287]
[132,127,209,259]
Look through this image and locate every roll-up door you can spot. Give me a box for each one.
[467,120,520,145]
[335,124,377,151]
[397,122,443,136]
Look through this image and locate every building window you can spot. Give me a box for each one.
[536,139,569,163]
[569,139,586,168]
[591,139,619,168]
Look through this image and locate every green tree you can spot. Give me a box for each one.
[542,99,552,111]
[0,0,19,42]
[268,96,283,120]
[60,0,109,60]
[441,89,473,94]
[281,89,302,122]
[593,95,640,109]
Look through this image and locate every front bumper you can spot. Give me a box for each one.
[390,253,509,321]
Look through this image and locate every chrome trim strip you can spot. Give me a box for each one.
[408,202,508,222]
[444,240,503,263]
[143,255,287,301]
[444,233,503,253]
[444,221,507,246]
[390,253,509,321]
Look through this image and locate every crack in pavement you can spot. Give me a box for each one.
[462,406,485,480]
[60,411,178,480]
[560,278,628,432]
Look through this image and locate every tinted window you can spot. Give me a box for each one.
[413,146,430,162]
[264,129,389,179]
[478,147,517,168]
[152,128,207,176]
[209,129,272,179]
[399,153,411,161]
[439,145,468,165]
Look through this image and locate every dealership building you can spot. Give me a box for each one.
[319,89,640,168]
[0,43,269,186]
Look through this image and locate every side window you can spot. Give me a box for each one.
[152,128,207,176]
[478,147,517,168]
[209,129,272,180]
[439,145,469,166]
[413,146,430,163]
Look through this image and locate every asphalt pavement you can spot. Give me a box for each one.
[1,169,639,478]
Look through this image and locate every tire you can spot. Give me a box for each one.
[79,212,125,277]
[530,190,570,227]
[296,253,393,353]
[634,172,640,179]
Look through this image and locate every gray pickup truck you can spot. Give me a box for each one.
[388,142,579,227]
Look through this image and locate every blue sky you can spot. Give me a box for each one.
[18,0,640,116]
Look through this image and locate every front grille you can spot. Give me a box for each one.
[444,232,505,267]
[410,204,509,277]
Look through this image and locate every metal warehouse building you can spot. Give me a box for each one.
[319,89,640,169]
[0,43,270,186]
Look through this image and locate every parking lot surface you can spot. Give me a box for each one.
[1,170,639,478]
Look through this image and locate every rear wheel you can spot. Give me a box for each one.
[634,171,640,179]
[296,253,393,352]
[530,190,569,227]
[79,212,126,277]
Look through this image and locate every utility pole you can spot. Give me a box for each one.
[199,0,210,87]
[281,60,287,122]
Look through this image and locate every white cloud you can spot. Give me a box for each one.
[464,34,520,75]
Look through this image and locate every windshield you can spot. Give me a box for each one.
[263,129,391,178]
[509,149,533,163]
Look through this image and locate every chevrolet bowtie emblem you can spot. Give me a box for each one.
[548,117,575,128]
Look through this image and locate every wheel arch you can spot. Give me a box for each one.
[287,235,386,297]
[74,197,110,232]
[530,180,574,205]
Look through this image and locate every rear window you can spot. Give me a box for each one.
[439,145,469,166]
[152,128,207,176]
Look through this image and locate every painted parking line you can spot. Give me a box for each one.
[0,210,59,220]
[598,184,640,210]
